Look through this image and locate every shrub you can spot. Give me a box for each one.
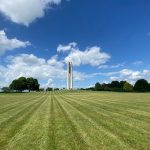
[46,87,53,91]
[123,82,134,92]
[134,79,150,92]
[95,82,102,91]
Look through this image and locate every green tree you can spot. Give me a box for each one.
[120,81,126,89]
[95,82,102,91]
[46,87,53,91]
[10,79,23,92]
[26,77,40,92]
[54,88,59,91]
[101,83,111,91]
[123,82,133,92]
[110,81,120,88]
[26,77,34,92]
[18,77,27,91]
[33,79,40,91]
[110,81,121,91]
[134,79,150,92]
[86,87,95,91]
[39,88,45,92]
[9,77,40,92]
[2,87,11,93]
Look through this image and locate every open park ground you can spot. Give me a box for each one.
[0,91,150,150]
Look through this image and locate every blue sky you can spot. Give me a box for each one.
[0,0,150,88]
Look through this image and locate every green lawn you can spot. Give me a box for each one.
[0,91,150,150]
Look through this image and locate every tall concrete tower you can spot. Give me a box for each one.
[67,62,73,90]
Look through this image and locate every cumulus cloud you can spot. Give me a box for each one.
[108,69,142,84]
[0,53,90,88]
[73,71,91,81]
[0,54,64,87]
[143,70,150,75]
[57,42,77,52]
[119,69,142,80]
[47,55,64,68]
[0,53,149,88]
[89,69,150,84]
[0,0,62,26]
[98,63,125,69]
[0,30,30,55]
[133,61,143,65]
[0,41,111,87]
[109,69,150,84]
[43,79,55,88]
[65,46,110,66]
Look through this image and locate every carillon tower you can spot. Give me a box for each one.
[67,62,73,90]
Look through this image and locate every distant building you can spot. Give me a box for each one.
[67,62,73,90]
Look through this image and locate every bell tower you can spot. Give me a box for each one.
[67,62,73,90]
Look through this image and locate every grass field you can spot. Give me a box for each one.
[0,91,150,150]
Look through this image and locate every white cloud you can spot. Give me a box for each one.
[0,42,111,88]
[111,63,125,68]
[133,61,143,65]
[47,55,64,68]
[73,71,90,81]
[89,69,150,84]
[147,32,150,36]
[143,70,150,75]
[120,69,142,80]
[0,53,90,88]
[43,79,55,88]
[98,65,109,69]
[57,42,77,52]
[92,71,118,77]
[65,46,110,66]
[0,0,62,26]
[108,69,142,84]
[98,63,125,69]
[0,54,65,87]
[0,53,150,88]
[57,42,110,66]
[109,69,150,84]
[0,30,30,55]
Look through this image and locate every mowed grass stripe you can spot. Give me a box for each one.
[82,94,150,113]
[54,94,89,150]
[0,91,150,149]
[0,93,41,111]
[64,92,150,112]
[0,93,41,108]
[0,94,48,149]
[0,94,46,124]
[57,94,130,150]
[47,92,57,150]
[64,94,150,124]
[72,92,150,110]
[73,97,150,134]
[59,94,150,149]
[47,92,88,150]
[63,94,150,135]
[0,94,41,115]
[5,94,50,150]
[64,96,150,141]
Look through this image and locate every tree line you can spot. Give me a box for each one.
[1,77,40,92]
[88,79,150,92]
[1,78,150,93]
[0,77,61,93]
